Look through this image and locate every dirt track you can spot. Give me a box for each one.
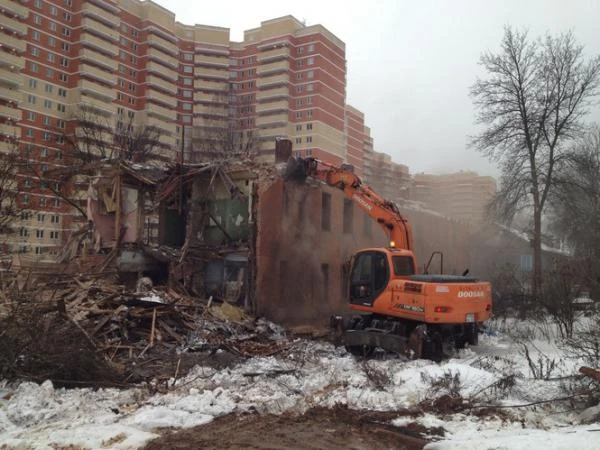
[143,406,438,450]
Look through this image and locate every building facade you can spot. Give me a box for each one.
[0,1,352,261]
[412,171,497,223]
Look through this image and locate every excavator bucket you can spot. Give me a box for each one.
[283,157,309,183]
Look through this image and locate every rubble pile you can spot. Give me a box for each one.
[0,269,291,386]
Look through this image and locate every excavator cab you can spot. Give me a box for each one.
[349,249,416,307]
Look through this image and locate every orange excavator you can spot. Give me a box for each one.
[285,156,492,360]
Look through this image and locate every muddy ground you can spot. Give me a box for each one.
[142,406,442,449]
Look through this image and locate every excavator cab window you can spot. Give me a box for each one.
[349,251,389,306]
[392,255,415,276]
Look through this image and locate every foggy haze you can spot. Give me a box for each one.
[155,0,600,178]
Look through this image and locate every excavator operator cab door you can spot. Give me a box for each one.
[349,251,389,306]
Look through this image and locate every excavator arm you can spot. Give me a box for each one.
[285,157,414,252]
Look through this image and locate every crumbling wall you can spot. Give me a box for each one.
[255,179,386,326]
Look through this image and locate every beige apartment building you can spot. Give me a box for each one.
[0,0,360,261]
[412,171,497,223]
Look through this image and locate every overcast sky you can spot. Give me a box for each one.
[155,0,600,177]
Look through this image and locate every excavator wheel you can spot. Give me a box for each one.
[345,317,375,358]
[423,331,444,363]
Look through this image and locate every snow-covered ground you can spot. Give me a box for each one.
[1,317,599,449]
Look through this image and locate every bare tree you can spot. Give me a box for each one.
[24,107,167,219]
[0,143,22,256]
[471,27,600,300]
[550,125,600,299]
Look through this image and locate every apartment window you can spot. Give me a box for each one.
[48,36,56,47]
[296,99,304,106]
[307,70,314,79]
[121,23,128,33]
[60,58,68,68]
[40,147,48,157]
[32,30,40,41]
[26,111,36,121]
[297,60,304,67]
[56,150,62,160]
[43,116,51,126]
[25,128,34,138]
[308,44,315,52]
[297,46,304,55]
[19,227,28,237]
[183,53,193,61]
[343,199,353,234]
[296,73,303,80]
[61,42,70,52]
[128,97,135,105]
[307,110,313,118]
[30,62,39,73]
[43,131,51,140]
[22,194,29,205]
[40,164,48,172]
[49,21,57,32]
[34,0,42,8]
[182,65,193,74]
[56,136,64,144]
[306,136,313,143]
[296,124,302,132]
[129,69,136,77]
[57,104,65,113]
[57,119,65,129]
[128,83,135,93]
[296,111,302,119]
[50,5,57,16]
[63,12,71,21]
[58,88,66,97]
[182,115,192,124]
[306,83,314,92]
[40,198,47,208]
[182,103,192,111]
[44,100,52,109]
[307,57,314,65]
[119,51,126,60]
[37,213,45,222]
[182,90,192,98]
[296,86,302,94]
[183,77,192,86]
[130,55,137,64]
[36,229,44,238]
[119,36,127,46]
[307,123,313,130]
[59,73,68,83]
[31,46,40,57]
[44,84,53,94]
[132,29,138,37]
[62,28,70,37]
[33,14,42,25]
[53,198,60,207]
[119,65,126,74]
[27,95,36,104]
[295,137,301,144]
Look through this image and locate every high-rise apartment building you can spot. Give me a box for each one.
[412,171,497,223]
[0,2,354,261]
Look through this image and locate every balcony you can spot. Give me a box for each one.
[147,34,177,56]
[257,86,289,101]
[79,63,116,84]
[0,50,23,70]
[258,47,289,63]
[146,74,177,94]
[147,48,178,69]
[81,2,118,28]
[72,93,114,117]
[0,85,20,104]
[0,33,25,53]
[257,60,289,76]
[257,73,289,89]
[80,31,117,56]
[81,17,118,42]
[0,0,28,19]
[194,53,229,68]
[79,47,117,72]
[146,87,177,108]
[146,61,177,82]
[0,14,27,35]
[195,91,227,103]
[79,79,114,102]
[0,104,20,121]
[256,112,288,128]
[200,79,228,92]
[0,122,19,139]
[0,69,20,88]
[145,104,176,122]
[196,67,228,81]
[256,99,288,115]
[144,115,175,134]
